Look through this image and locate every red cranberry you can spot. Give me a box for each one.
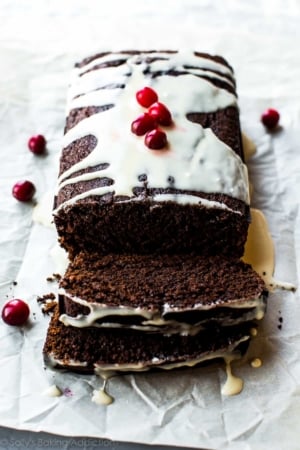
[261,108,280,129]
[1,299,30,326]
[144,129,167,150]
[131,113,157,136]
[136,87,158,108]
[12,180,36,202]
[28,134,46,154]
[148,102,172,126]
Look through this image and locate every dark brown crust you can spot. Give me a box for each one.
[43,306,252,371]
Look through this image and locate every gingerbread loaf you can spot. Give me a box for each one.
[53,50,250,259]
[43,51,265,382]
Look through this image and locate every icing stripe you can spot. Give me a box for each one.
[47,336,249,373]
[57,50,249,212]
[58,287,266,330]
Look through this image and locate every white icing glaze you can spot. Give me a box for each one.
[32,190,55,228]
[97,370,116,380]
[48,334,249,374]
[77,53,129,75]
[48,340,248,399]
[55,50,249,214]
[163,297,262,313]
[251,357,262,368]
[77,51,234,78]
[70,62,235,111]
[49,243,69,275]
[93,336,249,374]
[221,357,244,396]
[71,50,235,102]
[250,327,258,337]
[60,309,261,335]
[243,208,297,292]
[42,384,62,397]
[47,353,88,368]
[92,349,248,401]
[151,193,242,213]
[92,388,114,406]
[270,279,296,292]
[242,132,256,161]
[58,288,265,331]
[92,381,114,406]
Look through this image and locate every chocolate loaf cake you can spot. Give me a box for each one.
[43,51,266,391]
[53,50,250,258]
[58,252,267,333]
[44,306,253,374]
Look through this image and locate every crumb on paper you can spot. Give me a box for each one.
[46,273,62,282]
[278,312,283,330]
[37,293,57,315]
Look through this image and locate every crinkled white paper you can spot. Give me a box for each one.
[0,1,300,449]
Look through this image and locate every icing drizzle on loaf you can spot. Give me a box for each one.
[56,51,249,211]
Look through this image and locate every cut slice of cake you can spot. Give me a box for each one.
[44,306,254,375]
[57,252,267,334]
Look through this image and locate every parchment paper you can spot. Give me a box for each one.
[0,1,299,449]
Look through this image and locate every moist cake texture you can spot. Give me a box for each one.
[58,252,267,333]
[43,50,266,383]
[44,306,253,373]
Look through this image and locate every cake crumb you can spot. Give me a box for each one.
[46,273,62,282]
[37,293,57,315]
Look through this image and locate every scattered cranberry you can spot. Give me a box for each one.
[261,108,280,130]
[148,102,172,126]
[131,113,157,136]
[136,87,158,108]
[12,180,36,202]
[1,299,30,326]
[28,134,46,154]
[145,129,168,150]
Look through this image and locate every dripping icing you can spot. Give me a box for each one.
[251,358,262,368]
[49,336,249,375]
[243,208,296,292]
[92,379,114,406]
[242,132,256,161]
[55,50,249,214]
[42,385,62,397]
[58,288,265,331]
[221,358,244,396]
